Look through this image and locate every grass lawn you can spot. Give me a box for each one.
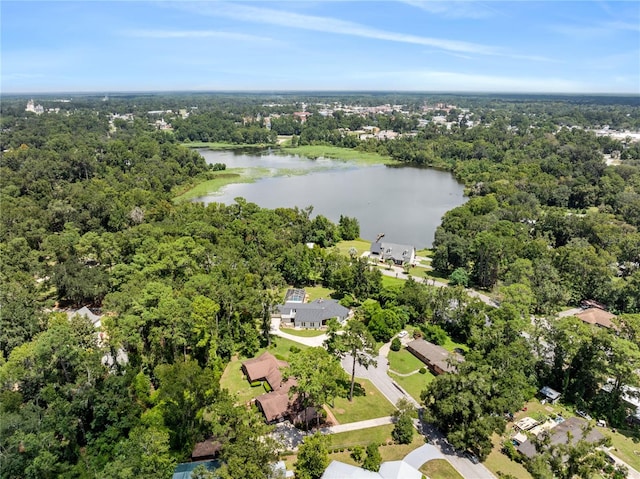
[281,145,396,165]
[389,371,433,403]
[387,348,425,374]
[605,426,640,470]
[304,285,335,302]
[416,248,433,257]
[220,336,309,404]
[335,239,371,257]
[484,433,533,479]
[280,327,326,338]
[381,275,407,289]
[420,459,464,479]
[328,379,396,423]
[329,424,395,450]
[329,425,425,459]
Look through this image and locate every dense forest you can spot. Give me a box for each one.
[0,93,639,478]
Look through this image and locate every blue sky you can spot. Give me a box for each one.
[2,1,639,94]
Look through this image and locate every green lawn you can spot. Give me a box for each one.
[280,327,326,338]
[328,379,395,423]
[420,459,464,479]
[304,285,335,301]
[387,348,425,374]
[484,433,533,479]
[605,426,640,471]
[389,371,434,403]
[335,239,371,257]
[381,275,407,289]
[329,425,425,459]
[329,424,395,450]
[281,145,396,165]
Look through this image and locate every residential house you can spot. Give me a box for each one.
[539,386,561,404]
[278,298,351,329]
[241,352,304,424]
[370,241,415,266]
[241,351,288,391]
[191,438,222,462]
[322,460,422,479]
[574,307,616,329]
[405,339,463,375]
[516,417,604,459]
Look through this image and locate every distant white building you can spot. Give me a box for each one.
[26,99,44,114]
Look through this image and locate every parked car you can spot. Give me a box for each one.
[576,410,592,421]
[398,330,408,338]
[464,451,480,464]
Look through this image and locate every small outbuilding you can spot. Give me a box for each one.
[539,386,561,404]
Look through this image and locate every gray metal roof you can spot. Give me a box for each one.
[279,299,349,323]
[370,241,414,263]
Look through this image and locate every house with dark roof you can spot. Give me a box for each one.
[278,298,351,329]
[406,338,463,375]
[539,386,561,404]
[191,438,222,462]
[515,417,604,459]
[370,241,415,266]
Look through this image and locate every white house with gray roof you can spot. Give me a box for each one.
[278,298,351,329]
[370,241,415,266]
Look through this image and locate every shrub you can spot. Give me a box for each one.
[289,345,301,354]
[350,445,365,463]
[362,443,381,472]
[419,368,427,374]
[390,337,401,352]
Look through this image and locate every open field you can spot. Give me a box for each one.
[420,459,464,479]
[281,145,396,165]
[328,379,395,424]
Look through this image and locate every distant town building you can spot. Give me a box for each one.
[25,99,44,114]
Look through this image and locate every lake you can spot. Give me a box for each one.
[195,149,466,248]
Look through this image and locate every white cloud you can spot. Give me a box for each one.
[170,2,552,62]
[122,29,275,43]
[400,0,497,19]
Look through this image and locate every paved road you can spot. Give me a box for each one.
[375,260,498,307]
[341,350,421,409]
[606,450,640,479]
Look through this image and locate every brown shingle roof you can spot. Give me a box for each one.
[255,378,298,423]
[575,308,616,329]
[191,438,222,461]
[242,351,288,390]
[406,339,463,374]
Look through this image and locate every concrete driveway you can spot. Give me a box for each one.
[340,350,421,409]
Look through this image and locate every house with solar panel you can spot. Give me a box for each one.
[277,289,351,329]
